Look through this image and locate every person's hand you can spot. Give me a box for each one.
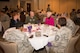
[56,24,61,29]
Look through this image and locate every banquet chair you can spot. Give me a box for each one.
[74,33,80,53]
[1,20,10,31]
[0,22,2,32]
[65,33,80,53]
[72,25,80,36]
[0,41,18,53]
[0,46,4,53]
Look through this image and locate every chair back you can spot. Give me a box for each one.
[72,25,80,36]
[65,34,80,53]
[0,41,18,53]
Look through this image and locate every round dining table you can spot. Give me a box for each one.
[24,24,58,50]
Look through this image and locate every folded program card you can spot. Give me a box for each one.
[35,31,41,37]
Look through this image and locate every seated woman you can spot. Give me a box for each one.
[10,11,20,27]
[52,17,72,53]
[44,11,55,26]
[3,22,34,53]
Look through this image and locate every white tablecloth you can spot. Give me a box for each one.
[29,37,48,50]
[24,24,58,50]
[28,36,55,50]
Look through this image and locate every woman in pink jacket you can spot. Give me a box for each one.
[44,11,55,26]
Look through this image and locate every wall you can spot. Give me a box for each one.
[0,0,32,11]
[32,0,39,11]
[21,0,39,11]
[38,0,80,13]
[0,0,80,13]
[0,0,18,10]
[20,0,32,11]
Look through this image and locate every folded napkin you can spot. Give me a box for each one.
[47,42,52,47]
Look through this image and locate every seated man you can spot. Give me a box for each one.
[0,10,10,31]
[66,17,76,34]
[3,22,33,53]
[61,13,77,35]
[49,17,72,53]
[25,11,38,24]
